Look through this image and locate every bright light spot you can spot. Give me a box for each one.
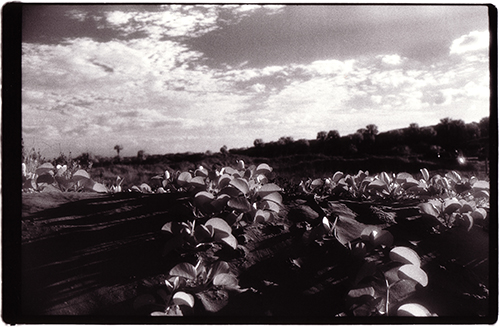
[457,156,466,165]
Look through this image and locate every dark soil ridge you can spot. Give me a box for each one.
[21,191,491,319]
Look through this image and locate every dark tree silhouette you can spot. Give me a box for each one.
[316,131,328,141]
[114,145,123,157]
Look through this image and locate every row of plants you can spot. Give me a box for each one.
[21,159,489,317]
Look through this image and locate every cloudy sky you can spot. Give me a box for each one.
[22,4,490,158]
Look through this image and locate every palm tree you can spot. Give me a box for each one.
[114,145,123,157]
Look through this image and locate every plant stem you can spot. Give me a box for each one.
[385,277,390,316]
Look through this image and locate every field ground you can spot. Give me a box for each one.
[20,186,492,322]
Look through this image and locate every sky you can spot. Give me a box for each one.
[22,4,491,159]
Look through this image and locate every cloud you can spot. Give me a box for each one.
[450,30,489,55]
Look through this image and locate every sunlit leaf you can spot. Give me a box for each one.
[229,178,250,195]
[398,264,428,287]
[261,200,281,213]
[389,246,421,267]
[218,174,232,188]
[194,224,213,242]
[208,261,230,282]
[420,168,430,182]
[190,176,206,188]
[72,169,90,181]
[177,171,192,186]
[205,218,232,235]
[311,178,323,188]
[360,226,379,242]
[445,170,462,183]
[214,232,237,249]
[194,166,208,177]
[213,273,240,290]
[254,209,273,223]
[367,179,388,192]
[418,202,440,218]
[396,172,413,184]
[237,160,245,170]
[92,182,108,193]
[397,303,433,317]
[462,213,474,231]
[172,291,195,308]
[347,286,375,299]
[332,171,344,184]
[169,263,197,280]
[139,183,152,193]
[255,163,272,175]
[35,162,55,176]
[262,192,282,205]
[257,183,283,197]
[380,171,391,185]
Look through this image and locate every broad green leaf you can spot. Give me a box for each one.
[472,181,490,190]
[443,198,461,214]
[35,162,55,176]
[210,194,230,212]
[260,200,280,213]
[367,179,388,191]
[380,171,391,185]
[420,168,430,181]
[227,196,252,212]
[194,191,215,206]
[311,178,323,188]
[471,208,487,220]
[72,169,91,181]
[237,160,245,170]
[190,176,206,188]
[229,178,250,195]
[389,246,421,267]
[194,166,208,177]
[254,209,273,223]
[347,286,375,299]
[170,263,197,280]
[205,218,232,235]
[177,171,192,186]
[257,183,282,197]
[213,273,240,290]
[214,232,237,249]
[397,303,432,317]
[445,170,462,183]
[262,192,282,205]
[139,183,152,193]
[418,202,440,218]
[92,182,108,193]
[459,200,475,213]
[207,261,230,282]
[397,264,428,287]
[396,172,413,184]
[332,171,344,184]
[172,291,195,308]
[255,163,272,175]
[473,189,490,199]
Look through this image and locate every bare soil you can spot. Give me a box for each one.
[20,191,493,322]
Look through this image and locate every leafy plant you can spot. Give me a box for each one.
[134,260,246,316]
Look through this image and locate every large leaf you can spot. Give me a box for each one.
[389,246,421,267]
[227,196,252,212]
[169,263,197,280]
[397,303,433,317]
[260,200,281,213]
[396,172,413,184]
[360,226,380,242]
[72,169,91,181]
[35,162,55,176]
[445,170,462,183]
[194,166,208,177]
[92,182,108,193]
[217,174,232,188]
[311,178,324,188]
[370,230,394,248]
[194,224,213,242]
[402,177,419,190]
[254,209,273,223]
[367,179,389,192]
[255,163,272,175]
[398,264,428,287]
[172,291,195,308]
[207,261,230,282]
[205,218,232,235]
[257,183,282,197]
[229,178,249,195]
[213,273,240,291]
[418,202,440,218]
[472,180,489,190]
[210,194,231,213]
[261,192,282,205]
[177,171,192,186]
[215,232,238,249]
[332,171,344,184]
[190,176,206,188]
[194,191,215,211]
[139,183,152,193]
[443,198,461,214]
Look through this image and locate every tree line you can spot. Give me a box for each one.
[232,117,490,159]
